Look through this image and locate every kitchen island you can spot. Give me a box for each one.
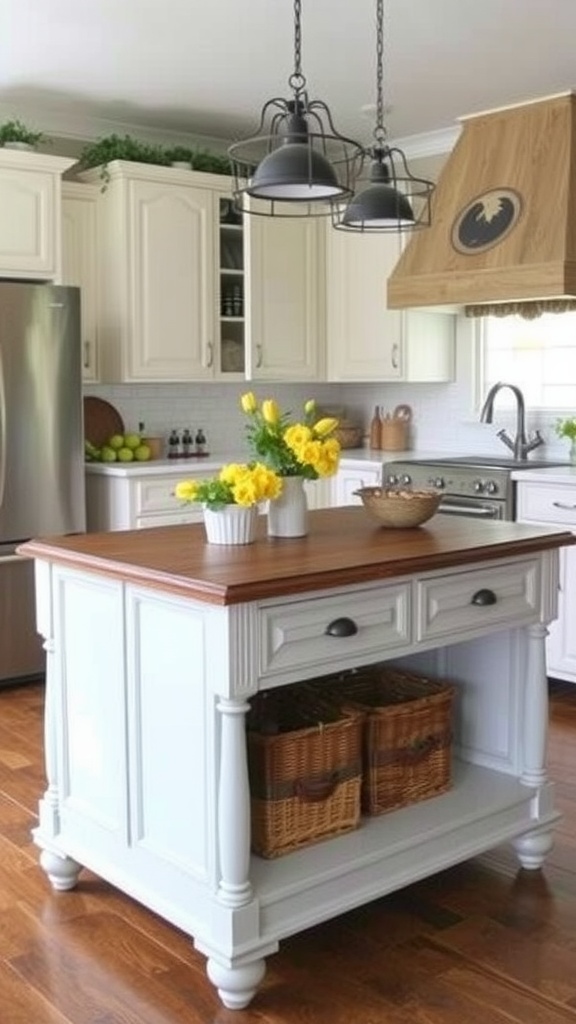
[20,510,576,1009]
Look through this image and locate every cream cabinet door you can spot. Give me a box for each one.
[61,183,99,382]
[326,228,455,382]
[327,229,403,381]
[0,152,74,279]
[245,213,324,380]
[127,179,217,380]
[332,464,383,506]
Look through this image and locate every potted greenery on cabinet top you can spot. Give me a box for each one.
[0,118,44,150]
[77,134,232,189]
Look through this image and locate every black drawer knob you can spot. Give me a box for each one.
[471,588,497,606]
[324,616,358,638]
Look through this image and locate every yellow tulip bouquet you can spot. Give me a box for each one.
[240,392,341,479]
[175,462,282,511]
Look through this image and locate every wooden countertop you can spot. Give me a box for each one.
[18,508,576,606]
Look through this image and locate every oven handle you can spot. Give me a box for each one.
[438,502,501,518]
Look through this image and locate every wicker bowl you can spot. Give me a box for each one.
[354,486,442,528]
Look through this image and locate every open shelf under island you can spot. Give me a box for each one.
[19,508,576,1010]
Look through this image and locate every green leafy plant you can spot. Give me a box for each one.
[240,392,341,480]
[77,134,169,189]
[555,416,576,441]
[164,145,194,165]
[191,148,232,175]
[0,118,44,148]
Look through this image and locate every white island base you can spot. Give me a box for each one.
[22,511,571,1009]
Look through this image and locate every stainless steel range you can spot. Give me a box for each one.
[382,456,571,521]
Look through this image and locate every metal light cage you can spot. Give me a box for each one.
[332,144,434,232]
[333,0,435,233]
[228,0,364,218]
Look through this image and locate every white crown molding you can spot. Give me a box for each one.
[392,125,460,159]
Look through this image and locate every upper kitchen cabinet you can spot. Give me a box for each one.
[326,228,455,382]
[0,150,75,280]
[80,161,230,382]
[61,182,100,382]
[244,206,325,381]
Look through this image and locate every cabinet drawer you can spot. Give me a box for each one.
[258,583,410,680]
[135,475,203,515]
[516,482,576,528]
[135,510,203,529]
[417,559,540,643]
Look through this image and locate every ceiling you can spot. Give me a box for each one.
[2,0,576,153]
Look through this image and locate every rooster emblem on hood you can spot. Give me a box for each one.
[451,188,523,254]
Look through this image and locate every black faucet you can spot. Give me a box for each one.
[479,382,544,460]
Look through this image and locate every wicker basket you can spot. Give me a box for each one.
[246,686,363,858]
[354,486,442,528]
[306,667,454,816]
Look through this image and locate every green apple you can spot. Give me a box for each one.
[101,445,117,462]
[108,434,125,450]
[117,447,134,462]
[134,444,151,461]
[124,433,142,450]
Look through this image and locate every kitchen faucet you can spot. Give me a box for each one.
[479,382,544,460]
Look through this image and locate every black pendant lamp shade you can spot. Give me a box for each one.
[228,1,364,217]
[334,0,435,233]
[336,145,434,232]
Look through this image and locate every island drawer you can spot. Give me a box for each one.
[516,482,576,528]
[257,583,410,680]
[416,558,540,643]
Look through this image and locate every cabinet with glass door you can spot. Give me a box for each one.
[218,197,245,376]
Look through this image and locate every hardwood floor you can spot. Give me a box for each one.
[1,680,576,1023]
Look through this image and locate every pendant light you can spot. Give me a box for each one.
[228,0,364,218]
[334,0,435,232]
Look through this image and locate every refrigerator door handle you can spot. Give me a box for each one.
[0,342,5,509]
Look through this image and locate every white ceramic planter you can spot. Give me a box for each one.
[203,504,258,545]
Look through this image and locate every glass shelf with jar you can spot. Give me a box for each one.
[218,198,245,375]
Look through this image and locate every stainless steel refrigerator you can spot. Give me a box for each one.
[0,282,85,684]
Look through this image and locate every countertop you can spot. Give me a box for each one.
[512,465,576,484]
[83,448,464,477]
[19,508,575,606]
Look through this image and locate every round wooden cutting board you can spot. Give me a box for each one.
[83,397,124,447]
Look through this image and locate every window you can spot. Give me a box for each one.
[480,311,576,409]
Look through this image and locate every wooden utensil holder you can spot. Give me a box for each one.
[380,419,408,451]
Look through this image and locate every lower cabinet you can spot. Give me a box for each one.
[515,477,576,682]
[86,460,378,531]
[85,465,210,531]
[332,462,383,506]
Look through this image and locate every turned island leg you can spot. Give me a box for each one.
[202,695,268,1010]
[34,635,82,890]
[513,622,556,869]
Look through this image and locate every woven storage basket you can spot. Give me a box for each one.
[306,667,454,816]
[246,686,363,858]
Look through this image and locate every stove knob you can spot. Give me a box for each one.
[386,473,399,486]
[473,479,485,494]
[433,476,445,489]
[400,474,412,486]
[485,480,499,495]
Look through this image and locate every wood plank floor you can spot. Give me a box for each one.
[1,680,576,1023]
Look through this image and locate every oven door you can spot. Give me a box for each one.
[438,496,507,520]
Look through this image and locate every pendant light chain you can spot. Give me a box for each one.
[374,0,386,148]
[289,0,306,96]
[228,0,365,217]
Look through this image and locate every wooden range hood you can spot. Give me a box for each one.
[387,91,576,311]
